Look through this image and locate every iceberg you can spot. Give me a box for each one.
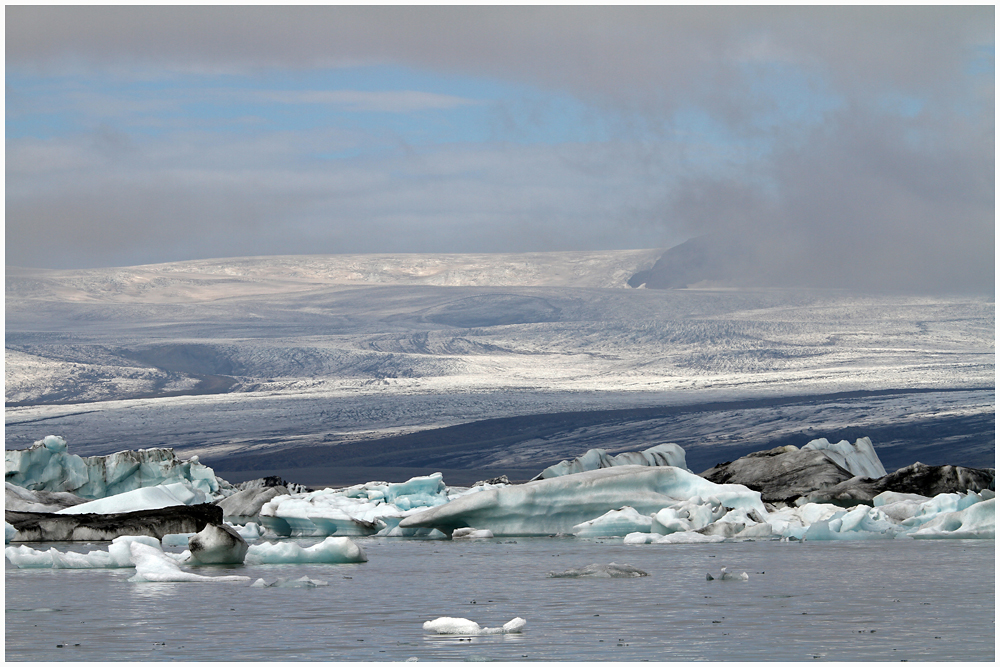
[533,443,688,480]
[5,535,163,569]
[243,536,367,565]
[5,436,224,499]
[187,523,249,565]
[127,541,250,583]
[803,505,901,541]
[5,503,223,542]
[423,617,526,635]
[706,567,749,581]
[56,482,209,515]
[5,521,18,544]
[216,486,288,520]
[624,531,726,544]
[259,473,452,537]
[399,466,765,537]
[801,437,886,479]
[572,506,653,537]
[909,498,995,539]
[548,563,648,578]
[5,482,88,513]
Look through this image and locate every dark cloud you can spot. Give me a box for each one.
[5,6,994,292]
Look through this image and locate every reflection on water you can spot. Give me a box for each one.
[5,537,995,661]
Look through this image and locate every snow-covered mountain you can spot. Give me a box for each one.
[5,251,994,483]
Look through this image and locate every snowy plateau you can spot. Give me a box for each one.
[5,250,995,484]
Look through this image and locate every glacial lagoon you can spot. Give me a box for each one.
[5,536,994,662]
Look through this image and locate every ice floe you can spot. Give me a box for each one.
[243,536,368,564]
[187,523,249,564]
[706,567,748,581]
[127,541,251,583]
[548,563,648,578]
[451,527,494,539]
[251,576,329,588]
[423,617,526,635]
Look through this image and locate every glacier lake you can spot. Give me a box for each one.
[5,536,994,662]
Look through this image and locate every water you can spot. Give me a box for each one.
[5,537,994,661]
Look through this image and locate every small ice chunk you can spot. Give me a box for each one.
[548,563,648,578]
[706,566,749,581]
[127,542,251,583]
[452,527,494,539]
[423,617,526,635]
[244,536,367,565]
[250,576,329,588]
[5,521,18,544]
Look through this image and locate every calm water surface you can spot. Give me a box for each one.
[5,537,995,661]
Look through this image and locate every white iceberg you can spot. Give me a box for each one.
[5,535,163,569]
[572,506,653,537]
[5,482,88,513]
[400,466,765,537]
[803,505,902,541]
[258,473,451,538]
[5,436,224,499]
[533,443,689,479]
[909,498,994,539]
[624,531,726,544]
[801,437,886,479]
[243,536,367,565]
[55,481,209,515]
[423,617,526,635]
[127,541,250,583]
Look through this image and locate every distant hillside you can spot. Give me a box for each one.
[6,249,663,304]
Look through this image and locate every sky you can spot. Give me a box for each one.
[5,6,995,292]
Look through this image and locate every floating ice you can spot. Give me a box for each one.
[127,541,251,583]
[161,532,196,547]
[5,535,164,569]
[251,576,329,588]
[56,482,209,515]
[243,536,367,565]
[452,527,494,539]
[5,482,88,513]
[909,498,994,539]
[572,506,653,537]
[5,522,18,544]
[803,505,901,541]
[230,522,266,541]
[533,443,688,480]
[187,523,248,565]
[423,617,526,635]
[548,563,648,578]
[801,437,887,479]
[706,567,749,581]
[5,436,224,499]
[400,466,765,537]
[258,473,450,537]
[217,486,288,520]
[624,531,726,544]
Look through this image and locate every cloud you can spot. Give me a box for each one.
[5,6,993,292]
